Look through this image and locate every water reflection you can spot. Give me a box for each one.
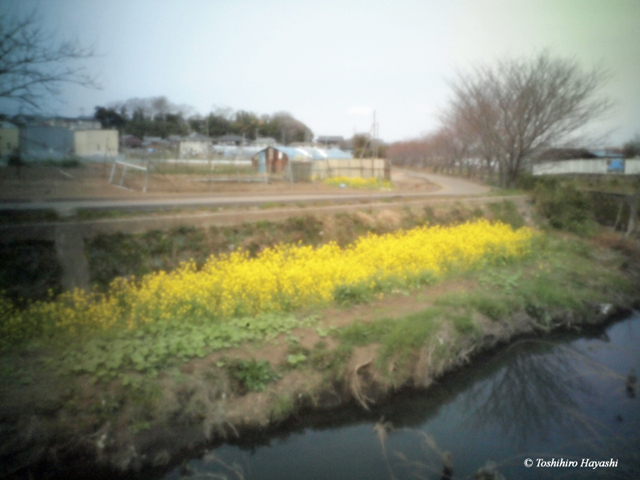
[462,340,597,446]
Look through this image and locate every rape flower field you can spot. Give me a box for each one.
[324,176,392,189]
[0,220,535,347]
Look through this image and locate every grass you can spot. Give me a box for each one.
[0,190,637,458]
[334,308,442,366]
[0,210,59,225]
[487,200,525,229]
[226,359,281,393]
[270,394,295,421]
[490,188,527,196]
[151,162,255,176]
[85,209,491,293]
[451,311,476,335]
[324,176,393,189]
[44,313,319,383]
[327,230,634,374]
[86,218,326,290]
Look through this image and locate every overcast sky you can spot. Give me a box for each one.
[3,0,640,145]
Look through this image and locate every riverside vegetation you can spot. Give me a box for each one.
[0,195,639,478]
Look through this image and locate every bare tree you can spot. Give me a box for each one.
[387,138,433,169]
[445,51,611,188]
[0,7,99,110]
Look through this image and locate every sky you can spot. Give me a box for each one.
[2,0,639,146]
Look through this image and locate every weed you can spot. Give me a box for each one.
[48,313,317,382]
[334,283,372,305]
[478,269,522,294]
[286,353,307,367]
[436,292,519,322]
[336,320,392,346]
[533,181,598,236]
[271,394,295,421]
[519,273,583,311]
[43,158,83,168]
[451,311,476,335]
[226,359,280,393]
[335,309,441,364]
[90,391,122,422]
[468,295,519,321]
[308,342,351,376]
[0,241,62,305]
[487,200,525,229]
[378,309,440,363]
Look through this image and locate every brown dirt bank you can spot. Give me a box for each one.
[2,294,639,479]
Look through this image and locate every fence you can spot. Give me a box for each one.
[109,159,149,192]
[533,159,640,176]
[312,158,386,180]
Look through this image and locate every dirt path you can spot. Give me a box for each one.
[0,166,490,216]
[399,170,491,196]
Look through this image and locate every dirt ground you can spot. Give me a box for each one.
[0,162,439,202]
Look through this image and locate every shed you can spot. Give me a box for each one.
[252,146,353,173]
[179,139,211,158]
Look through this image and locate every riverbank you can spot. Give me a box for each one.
[1,208,640,479]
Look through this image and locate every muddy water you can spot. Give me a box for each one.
[164,313,640,480]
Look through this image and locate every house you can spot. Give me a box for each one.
[0,121,19,156]
[142,136,172,150]
[252,137,277,147]
[121,134,143,148]
[215,134,246,146]
[316,135,345,148]
[179,136,211,158]
[74,130,119,158]
[211,145,262,160]
[19,126,119,160]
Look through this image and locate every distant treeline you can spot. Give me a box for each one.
[94,96,313,144]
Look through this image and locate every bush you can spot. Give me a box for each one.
[515,172,538,191]
[8,153,24,169]
[42,158,83,168]
[533,181,597,235]
[487,200,525,229]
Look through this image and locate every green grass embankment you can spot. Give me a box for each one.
[0,198,639,477]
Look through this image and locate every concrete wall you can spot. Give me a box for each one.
[532,159,640,176]
[313,158,386,179]
[74,130,118,157]
[625,159,640,174]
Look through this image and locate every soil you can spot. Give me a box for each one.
[0,163,438,202]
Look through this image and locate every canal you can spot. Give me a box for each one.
[163,312,640,479]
